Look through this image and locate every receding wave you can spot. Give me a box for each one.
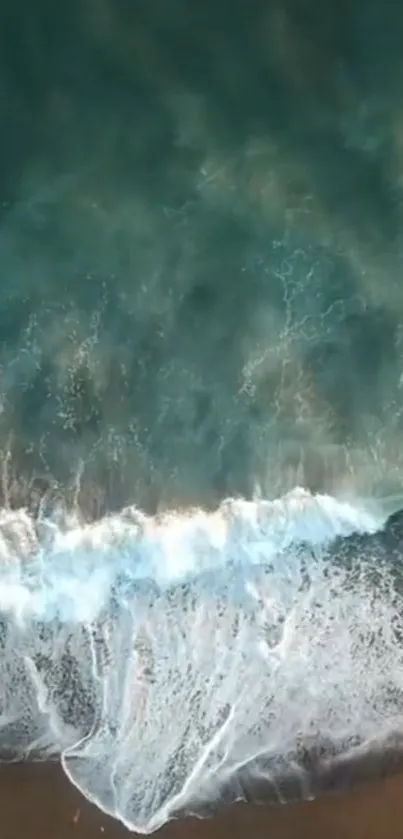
[0,488,402,832]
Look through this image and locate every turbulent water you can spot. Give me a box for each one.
[3,0,403,834]
[0,487,402,832]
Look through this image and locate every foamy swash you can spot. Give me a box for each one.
[0,488,402,832]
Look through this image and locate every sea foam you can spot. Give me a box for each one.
[0,488,400,832]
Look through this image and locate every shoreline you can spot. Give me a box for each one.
[1,760,403,839]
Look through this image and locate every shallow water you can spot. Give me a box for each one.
[0,489,402,832]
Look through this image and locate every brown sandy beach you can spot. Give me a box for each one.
[3,762,403,839]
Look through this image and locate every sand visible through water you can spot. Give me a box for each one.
[1,761,403,839]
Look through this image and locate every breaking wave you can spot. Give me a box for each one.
[0,487,402,832]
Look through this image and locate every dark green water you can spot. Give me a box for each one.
[1,0,403,516]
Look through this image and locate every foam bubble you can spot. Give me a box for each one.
[0,488,401,832]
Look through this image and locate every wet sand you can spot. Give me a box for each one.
[2,762,403,839]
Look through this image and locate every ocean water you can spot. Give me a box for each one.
[1,0,403,513]
[2,0,403,834]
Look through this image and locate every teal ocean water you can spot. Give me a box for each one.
[1,1,403,833]
[1,0,403,512]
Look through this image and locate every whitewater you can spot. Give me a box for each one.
[0,487,402,833]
